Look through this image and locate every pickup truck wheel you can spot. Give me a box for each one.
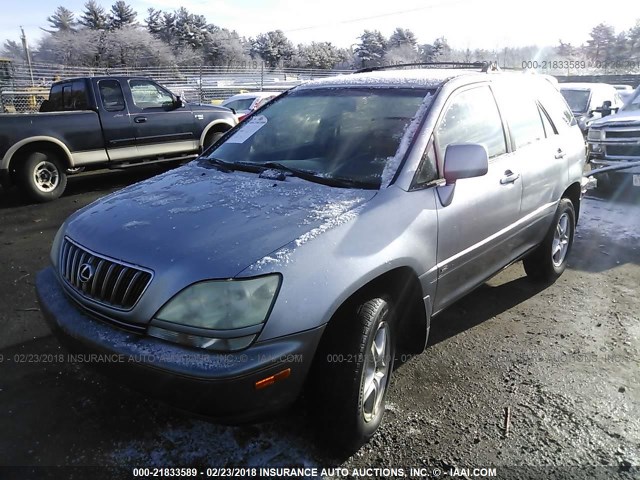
[523,198,575,283]
[311,295,397,453]
[203,131,225,151]
[18,151,68,202]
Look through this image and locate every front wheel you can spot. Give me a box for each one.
[311,295,397,453]
[18,151,68,202]
[523,198,575,283]
[203,130,226,151]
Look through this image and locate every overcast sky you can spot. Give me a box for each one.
[2,0,639,52]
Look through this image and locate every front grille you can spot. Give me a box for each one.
[60,237,153,310]
[606,145,640,157]
[606,130,640,139]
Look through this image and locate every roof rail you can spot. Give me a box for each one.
[355,61,500,74]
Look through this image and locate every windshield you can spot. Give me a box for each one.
[621,88,640,112]
[560,89,591,113]
[206,87,433,189]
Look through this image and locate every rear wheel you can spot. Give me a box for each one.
[18,151,68,202]
[311,295,397,453]
[523,198,575,283]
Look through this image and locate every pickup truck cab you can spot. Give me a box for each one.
[0,76,237,202]
[587,86,640,191]
[559,82,624,135]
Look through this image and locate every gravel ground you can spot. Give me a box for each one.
[0,169,638,480]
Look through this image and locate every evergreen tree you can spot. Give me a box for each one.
[388,28,417,49]
[109,1,137,30]
[45,6,77,33]
[79,1,108,30]
[586,23,616,62]
[251,30,295,66]
[354,30,387,68]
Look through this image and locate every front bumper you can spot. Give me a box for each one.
[36,266,324,422]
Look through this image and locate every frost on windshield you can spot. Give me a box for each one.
[380,92,433,188]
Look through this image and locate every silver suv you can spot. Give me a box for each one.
[36,64,586,452]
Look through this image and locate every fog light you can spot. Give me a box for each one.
[147,325,255,351]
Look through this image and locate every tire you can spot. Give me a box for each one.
[523,198,575,283]
[311,295,397,453]
[17,151,68,202]
[203,130,225,151]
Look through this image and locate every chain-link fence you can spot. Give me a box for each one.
[0,61,352,113]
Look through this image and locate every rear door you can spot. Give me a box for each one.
[125,79,198,158]
[433,84,523,312]
[94,78,137,161]
[492,80,567,251]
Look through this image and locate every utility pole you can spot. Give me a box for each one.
[20,26,35,87]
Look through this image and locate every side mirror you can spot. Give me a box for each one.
[173,96,185,109]
[443,144,489,185]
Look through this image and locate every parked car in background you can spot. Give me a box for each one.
[559,83,624,135]
[0,76,237,202]
[587,86,640,192]
[221,91,281,121]
[37,65,585,453]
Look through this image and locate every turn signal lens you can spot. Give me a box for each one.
[255,368,291,390]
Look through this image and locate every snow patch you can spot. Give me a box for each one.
[122,220,151,229]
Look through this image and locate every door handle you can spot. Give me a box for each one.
[500,170,520,185]
[555,148,566,159]
[134,116,147,123]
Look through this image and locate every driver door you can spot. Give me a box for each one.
[433,84,523,312]
[125,79,198,158]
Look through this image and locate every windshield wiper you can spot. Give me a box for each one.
[202,157,234,172]
[263,162,377,189]
[204,157,266,174]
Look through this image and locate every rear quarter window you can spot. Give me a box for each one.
[493,84,546,149]
[538,81,575,130]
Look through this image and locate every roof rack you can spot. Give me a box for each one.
[354,61,500,74]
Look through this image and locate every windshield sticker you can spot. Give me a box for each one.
[226,115,268,143]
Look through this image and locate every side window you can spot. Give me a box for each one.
[48,84,63,111]
[71,80,89,110]
[413,140,437,187]
[129,80,174,109]
[435,86,507,162]
[493,85,546,149]
[538,81,574,130]
[62,85,73,110]
[98,80,125,112]
[539,106,557,137]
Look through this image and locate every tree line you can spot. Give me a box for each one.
[1,2,639,70]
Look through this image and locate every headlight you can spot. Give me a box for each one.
[587,129,604,141]
[577,116,587,130]
[148,275,281,351]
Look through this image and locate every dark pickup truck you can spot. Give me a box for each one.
[0,76,237,202]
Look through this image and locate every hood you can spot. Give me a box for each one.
[189,103,234,114]
[64,162,376,280]
[590,109,640,128]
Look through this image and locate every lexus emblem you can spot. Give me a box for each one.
[78,263,95,283]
